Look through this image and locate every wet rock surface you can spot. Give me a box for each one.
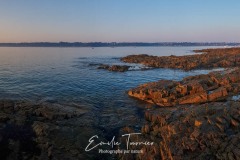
[128,68,240,107]
[121,48,240,70]
[98,64,130,72]
[119,101,240,160]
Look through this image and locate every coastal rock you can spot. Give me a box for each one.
[0,113,9,122]
[207,87,228,101]
[98,64,130,72]
[32,121,49,136]
[128,68,240,106]
[34,106,69,120]
[121,48,240,70]
[97,64,110,70]
[122,47,240,159]
[119,101,240,160]
[0,100,95,160]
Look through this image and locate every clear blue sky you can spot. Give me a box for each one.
[0,0,240,42]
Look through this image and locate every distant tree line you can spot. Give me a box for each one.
[0,42,239,47]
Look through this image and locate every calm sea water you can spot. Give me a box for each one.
[0,46,224,129]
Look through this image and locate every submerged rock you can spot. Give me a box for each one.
[98,64,130,72]
[128,68,240,106]
[121,47,240,70]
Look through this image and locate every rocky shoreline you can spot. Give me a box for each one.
[1,47,240,159]
[119,101,240,159]
[0,100,109,160]
[98,48,240,72]
[121,47,240,70]
[120,47,240,159]
[128,67,240,107]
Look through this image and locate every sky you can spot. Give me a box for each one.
[0,0,240,42]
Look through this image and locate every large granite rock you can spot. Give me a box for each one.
[121,48,240,70]
[128,68,240,106]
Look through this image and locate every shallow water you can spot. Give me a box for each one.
[0,46,224,130]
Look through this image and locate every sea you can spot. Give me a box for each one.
[0,46,225,133]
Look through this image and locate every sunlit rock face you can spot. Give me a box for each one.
[128,68,240,107]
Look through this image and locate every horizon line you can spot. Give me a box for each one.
[1,41,240,43]
[0,42,239,48]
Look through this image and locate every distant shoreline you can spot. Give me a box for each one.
[0,42,239,47]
